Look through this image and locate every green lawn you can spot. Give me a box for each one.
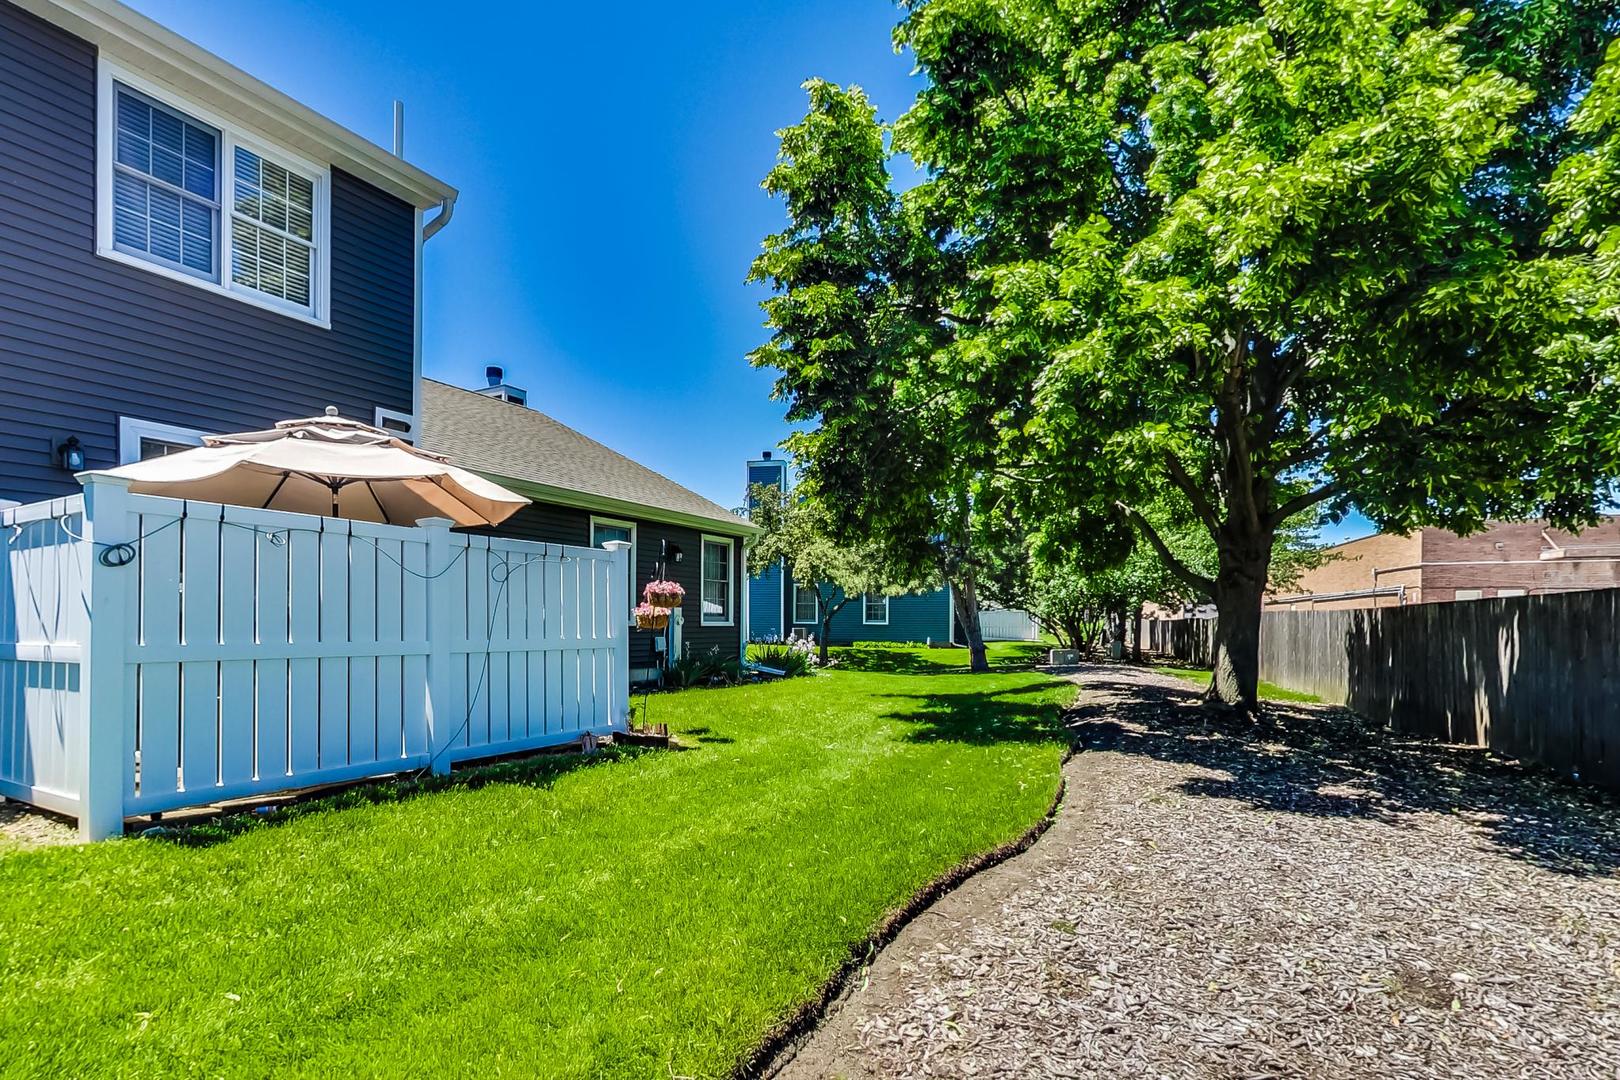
[0,642,1071,1079]
[1156,664,1323,703]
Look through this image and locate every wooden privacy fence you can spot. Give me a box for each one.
[0,476,630,839]
[1140,594,1620,789]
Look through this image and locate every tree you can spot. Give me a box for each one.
[754,0,1620,711]
[746,482,930,665]
[747,81,1002,673]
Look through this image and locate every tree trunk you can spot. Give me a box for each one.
[817,592,850,667]
[1206,533,1273,712]
[949,569,990,673]
[1131,604,1143,662]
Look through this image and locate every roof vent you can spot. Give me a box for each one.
[761,450,772,460]
[486,365,504,387]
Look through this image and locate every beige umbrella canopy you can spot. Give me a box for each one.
[83,407,529,527]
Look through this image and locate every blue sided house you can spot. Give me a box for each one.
[744,453,958,646]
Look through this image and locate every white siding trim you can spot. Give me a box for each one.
[96,58,333,328]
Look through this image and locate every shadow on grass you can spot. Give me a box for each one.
[883,683,1070,746]
[1071,675,1620,876]
[837,642,1048,676]
[139,746,647,849]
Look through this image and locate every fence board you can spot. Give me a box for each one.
[1143,590,1620,790]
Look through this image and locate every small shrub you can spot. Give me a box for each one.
[746,639,815,677]
[666,646,741,689]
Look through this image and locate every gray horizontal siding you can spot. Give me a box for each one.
[0,0,416,504]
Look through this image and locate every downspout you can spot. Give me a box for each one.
[422,195,456,241]
[739,540,751,661]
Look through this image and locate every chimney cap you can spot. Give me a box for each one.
[485,365,504,386]
[762,450,772,460]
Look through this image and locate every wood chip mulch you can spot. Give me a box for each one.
[774,664,1620,1080]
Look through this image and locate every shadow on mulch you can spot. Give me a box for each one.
[1071,676,1620,877]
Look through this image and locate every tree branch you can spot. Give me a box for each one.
[1268,480,1344,528]
[1163,451,1223,534]
[1117,501,1217,596]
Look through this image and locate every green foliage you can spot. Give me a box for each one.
[0,644,1071,1077]
[666,645,742,689]
[752,0,1620,707]
[745,640,816,678]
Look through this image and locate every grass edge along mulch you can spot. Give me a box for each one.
[741,745,1077,1080]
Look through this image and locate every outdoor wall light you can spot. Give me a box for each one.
[661,540,683,564]
[53,436,85,472]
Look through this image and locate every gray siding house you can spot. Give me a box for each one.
[1,0,456,505]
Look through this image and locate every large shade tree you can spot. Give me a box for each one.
[753,0,1620,709]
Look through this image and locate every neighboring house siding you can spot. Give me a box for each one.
[484,501,745,669]
[820,589,952,645]
[749,562,784,639]
[0,0,415,504]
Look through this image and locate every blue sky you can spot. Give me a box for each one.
[130,0,1372,544]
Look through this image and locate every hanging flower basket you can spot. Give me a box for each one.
[634,603,669,631]
[643,579,685,609]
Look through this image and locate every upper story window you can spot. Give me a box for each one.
[98,63,331,326]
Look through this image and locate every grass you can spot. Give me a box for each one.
[1156,665,1323,703]
[0,642,1071,1079]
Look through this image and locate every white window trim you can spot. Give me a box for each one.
[118,416,210,465]
[862,593,890,626]
[590,516,638,614]
[96,59,333,328]
[700,534,735,627]
[792,581,819,625]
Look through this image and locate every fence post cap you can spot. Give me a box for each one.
[601,540,631,552]
[75,472,133,490]
[414,517,455,530]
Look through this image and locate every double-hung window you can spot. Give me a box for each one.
[700,536,734,626]
[792,583,819,624]
[862,594,890,625]
[99,64,330,325]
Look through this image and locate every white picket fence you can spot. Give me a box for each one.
[0,476,630,838]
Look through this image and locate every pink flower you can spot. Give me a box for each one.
[642,580,685,603]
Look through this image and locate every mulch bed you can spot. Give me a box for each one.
[775,665,1620,1079]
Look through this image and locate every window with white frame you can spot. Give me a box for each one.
[99,64,330,324]
[591,517,637,614]
[792,582,819,624]
[863,593,890,625]
[701,536,734,625]
[118,416,209,465]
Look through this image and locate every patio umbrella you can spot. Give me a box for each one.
[82,408,529,527]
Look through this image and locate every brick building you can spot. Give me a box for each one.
[1266,520,1620,610]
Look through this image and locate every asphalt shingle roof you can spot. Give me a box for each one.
[417,379,749,532]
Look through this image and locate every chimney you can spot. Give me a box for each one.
[762,450,772,460]
[473,365,528,408]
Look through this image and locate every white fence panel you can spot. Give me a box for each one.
[0,496,89,817]
[1,481,629,837]
[978,607,1040,642]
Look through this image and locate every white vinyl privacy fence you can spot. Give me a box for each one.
[0,476,629,839]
